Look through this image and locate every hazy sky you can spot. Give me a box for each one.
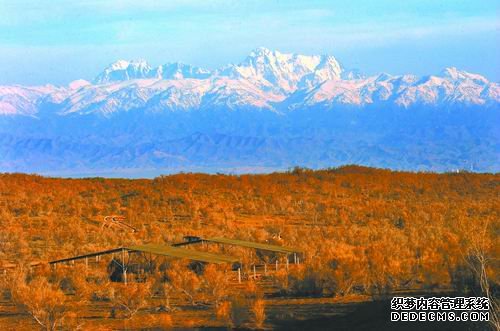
[0,0,498,85]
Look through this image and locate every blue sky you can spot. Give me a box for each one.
[0,0,498,85]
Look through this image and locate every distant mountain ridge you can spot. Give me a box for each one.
[94,59,212,83]
[0,48,498,176]
[1,47,499,117]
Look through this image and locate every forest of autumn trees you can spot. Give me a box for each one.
[0,166,498,329]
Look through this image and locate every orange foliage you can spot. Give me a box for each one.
[0,166,498,327]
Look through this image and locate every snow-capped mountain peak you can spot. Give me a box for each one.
[94,59,154,84]
[157,63,211,80]
[1,49,499,175]
[1,49,498,118]
[219,47,344,93]
[341,69,365,80]
[112,59,133,69]
[68,79,91,90]
[439,67,489,85]
[94,59,213,84]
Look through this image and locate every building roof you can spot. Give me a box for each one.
[49,244,239,265]
[49,237,299,266]
[204,237,301,254]
[49,247,125,264]
[127,244,239,264]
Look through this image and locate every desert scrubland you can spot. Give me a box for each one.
[0,166,498,329]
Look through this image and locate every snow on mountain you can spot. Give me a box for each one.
[93,59,155,83]
[1,50,499,174]
[287,67,497,109]
[68,79,91,90]
[202,77,285,110]
[156,63,211,80]
[218,47,343,93]
[297,55,343,89]
[0,49,498,118]
[440,67,489,85]
[341,69,365,80]
[59,79,160,115]
[481,83,500,103]
[143,77,283,112]
[0,85,68,116]
[144,80,210,112]
[94,60,212,84]
[57,74,283,116]
[394,69,496,107]
[288,79,375,107]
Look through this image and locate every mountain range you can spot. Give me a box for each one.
[0,48,499,176]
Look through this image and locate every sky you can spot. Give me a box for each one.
[0,0,499,85]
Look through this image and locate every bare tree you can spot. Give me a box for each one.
[252,298,266,329]
[202,264,230,307]
[167,261,201,306]
[112,281,152,319]
[459,217,499,330]
[11,276,70,331]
